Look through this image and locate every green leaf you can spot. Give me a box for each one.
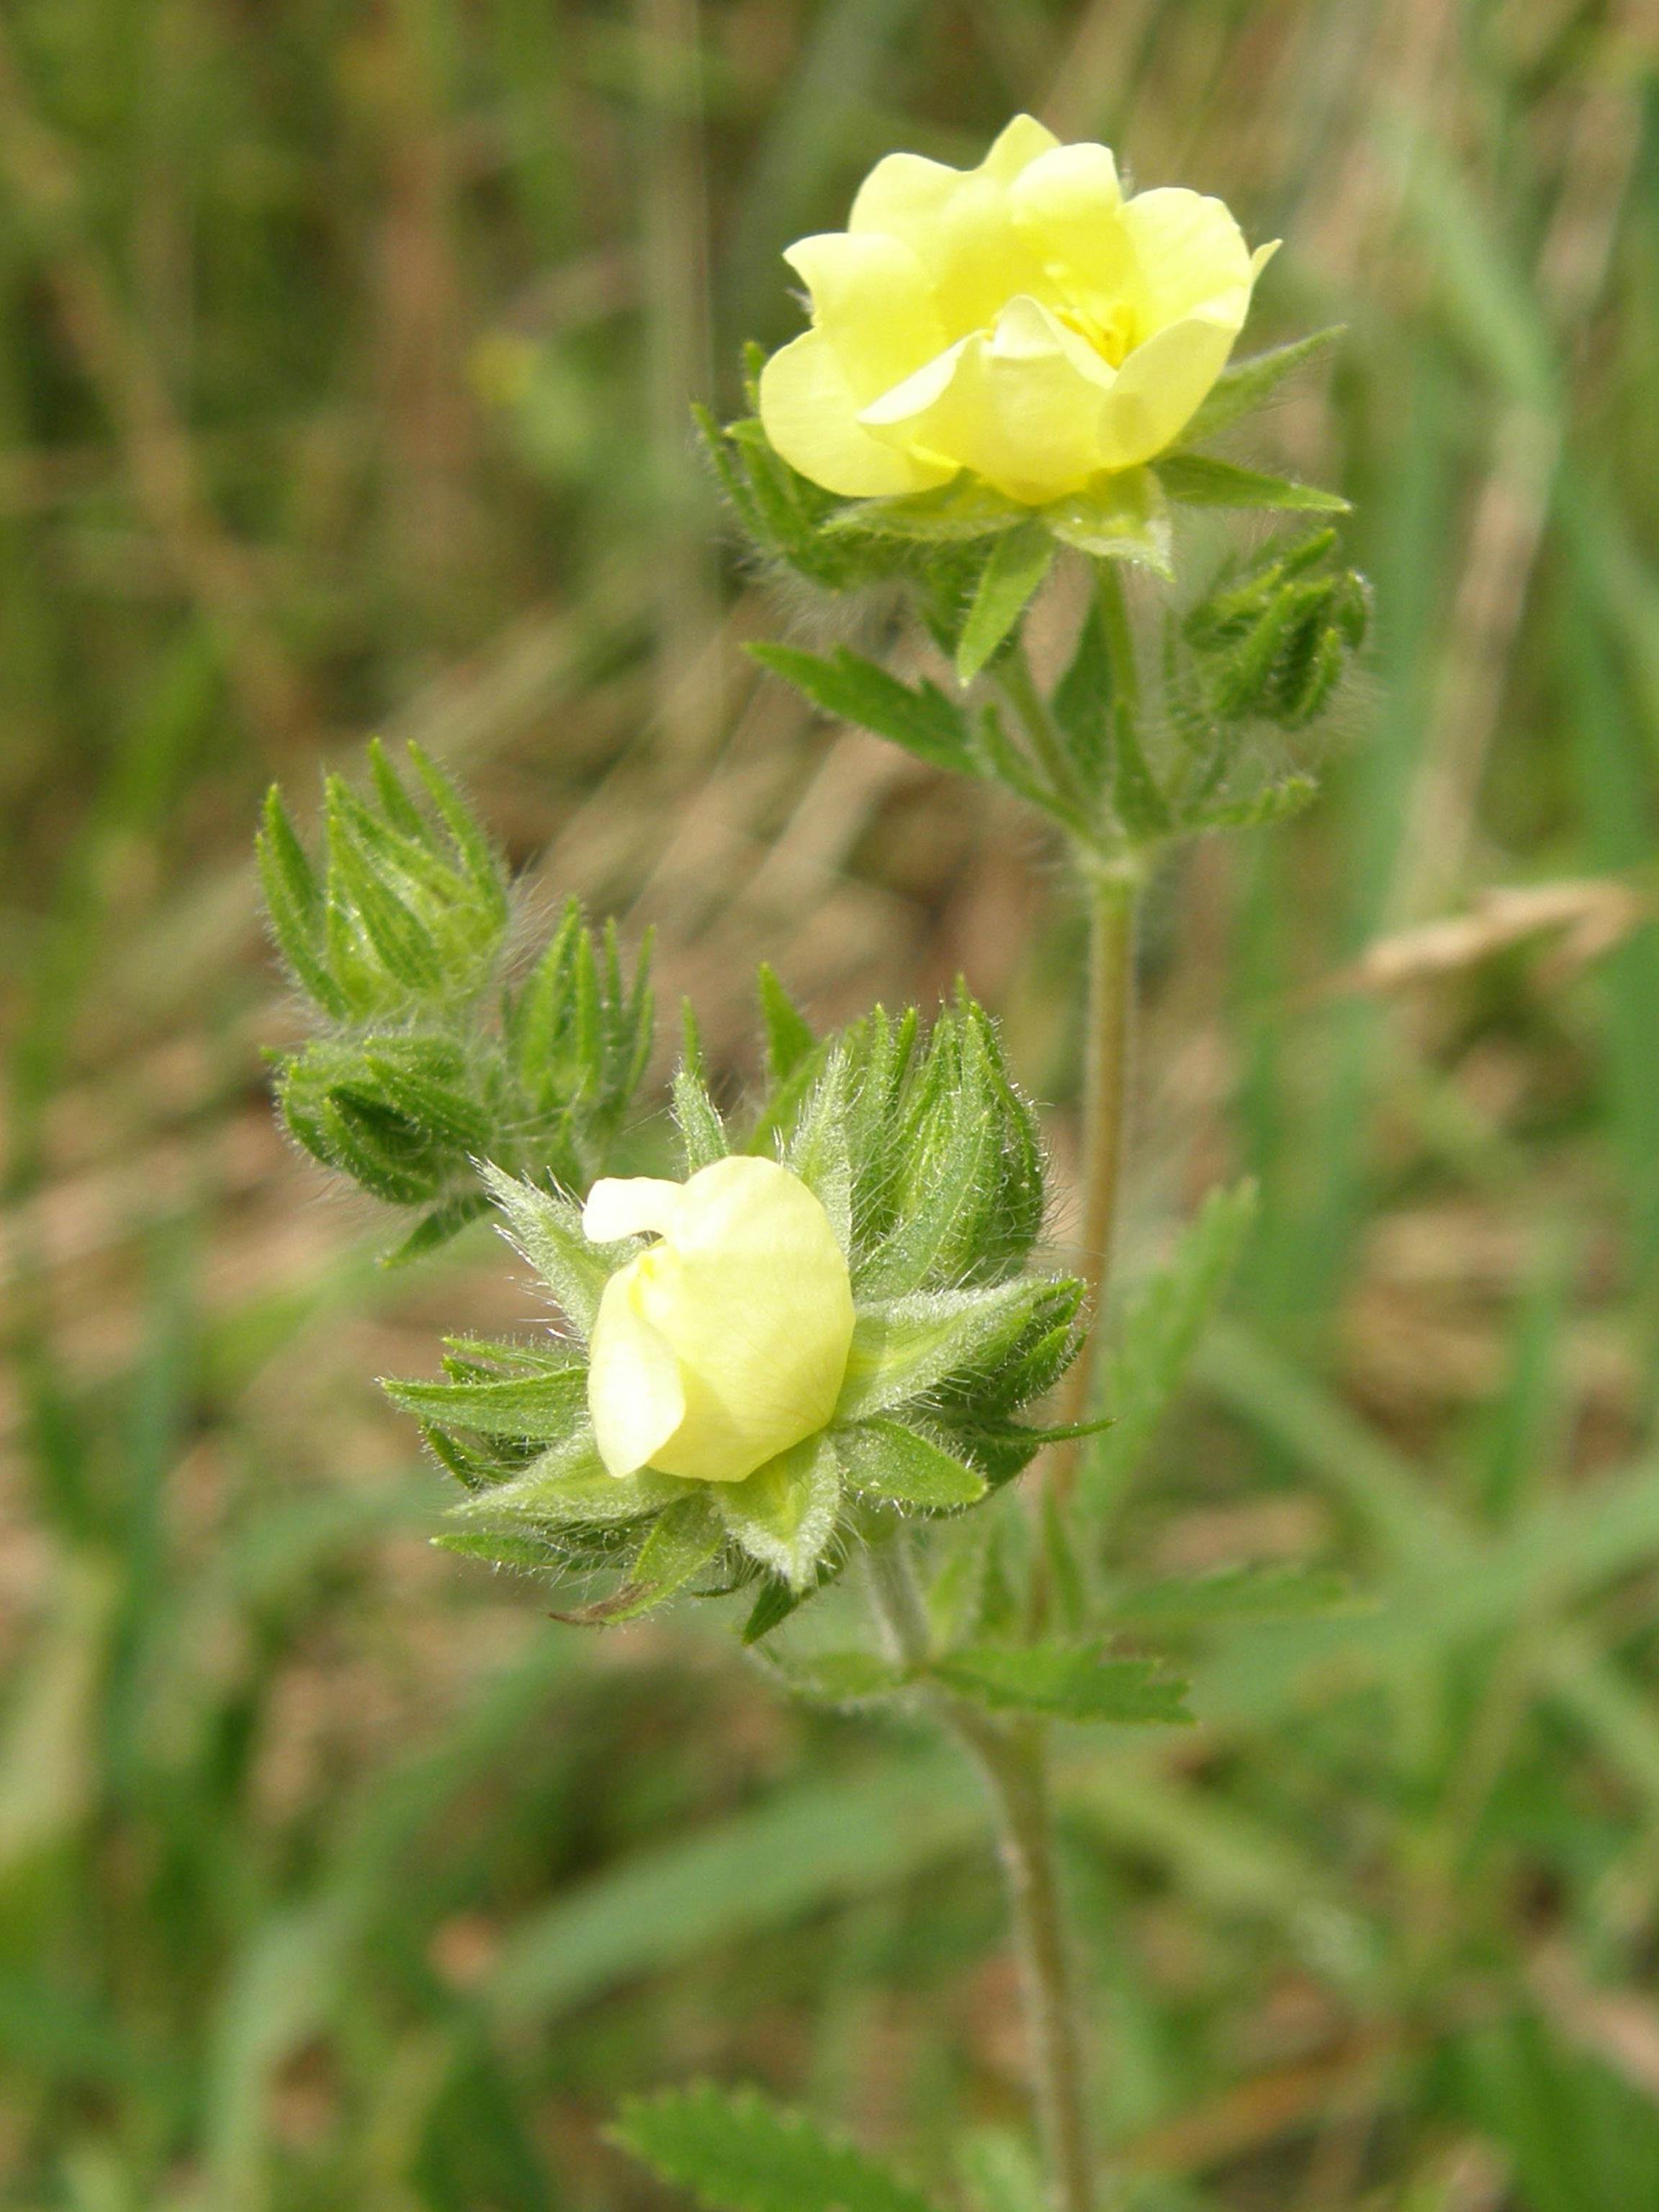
[1176,326,1344,447]
[769,1651,912,1704]
[834,1420,986,1509]
[1051,596,1112,787]
[1083,1180,1258,1516]
[1155,452,1349,513]
[835,1283,1055,1421]
[1112,1563,1359,1623]
[716,1434,842,1588]
[930,1644,1192,1725]
[1110,703,1172,840]
[757,964,816,1082]
[478,1165,616,1340]
[613,2085,943,2212]
[1041,469,1172,575]
[955,521,1054,683]
[748,644,974,775]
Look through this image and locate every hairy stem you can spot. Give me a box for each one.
[997,644,1091,819]
[866,1539,1096,2212]
[1047,862,1139,1500]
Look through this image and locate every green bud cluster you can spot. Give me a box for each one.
[1180,527,1371,732]
[395,983,1088,1634]
[258,741,652,1264]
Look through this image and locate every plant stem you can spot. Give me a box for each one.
[1094,559,1140,717]
[865,1539,1097,2212]
[1048,860,1139,1501]
[996,644,1090,819]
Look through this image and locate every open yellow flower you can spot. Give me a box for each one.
[583,1156,855,1484]
[759,115,1277,505]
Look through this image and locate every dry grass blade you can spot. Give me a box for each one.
[1313,877,1651,999]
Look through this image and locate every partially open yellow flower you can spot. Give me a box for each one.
[759,115,1277,506]
[583,1156,855,1484]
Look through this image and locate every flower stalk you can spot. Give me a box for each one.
[865,1537,1096,2212]
[1048,860,1141,1502]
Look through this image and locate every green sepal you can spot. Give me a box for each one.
[741,1556,844,1645]
[822,470,1030,544]
[257,786,343,1017]
[1041,468,1172,576]
[626,1494,727,1608]
[757,963,817,1082]
[673,1057,729,1173]
[716,1432,842,1589]
[446,1431,688,1527]
[929,1644,1192,1725]
[379,1187,494,1269]
[479,1164,617,1340]
[431,1529,569,1575]
[1176,325,1343,449]
[1155,451,1350,513]
[835,1282,1061,1422]
[382,1363,585,1443]
[786,1047,854,1255]
[833,1419,987,1509]
[858,1000,1043,1295]
[358,1038,493,1154]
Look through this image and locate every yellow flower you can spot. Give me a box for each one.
[583,1156,855,1484]
[759,114,1277,505]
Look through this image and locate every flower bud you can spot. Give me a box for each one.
[583,1156,855,1484]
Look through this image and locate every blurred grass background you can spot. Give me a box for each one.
[4,1,1659,2206]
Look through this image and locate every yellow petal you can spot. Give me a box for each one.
[1095,313,1239,468]
[848,115,1057,338]
[634,1156,854,1484]
[1121,187,1254,335]
[783,230,946,404]
[864,296,1114,503]
[587,1261,685,1478]
[979,113,1063,182]
[583,1176,683,1244]
[759,328,951,498]
[1009,142,1141,338]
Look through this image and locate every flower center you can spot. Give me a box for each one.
[1055,299,1138,368]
